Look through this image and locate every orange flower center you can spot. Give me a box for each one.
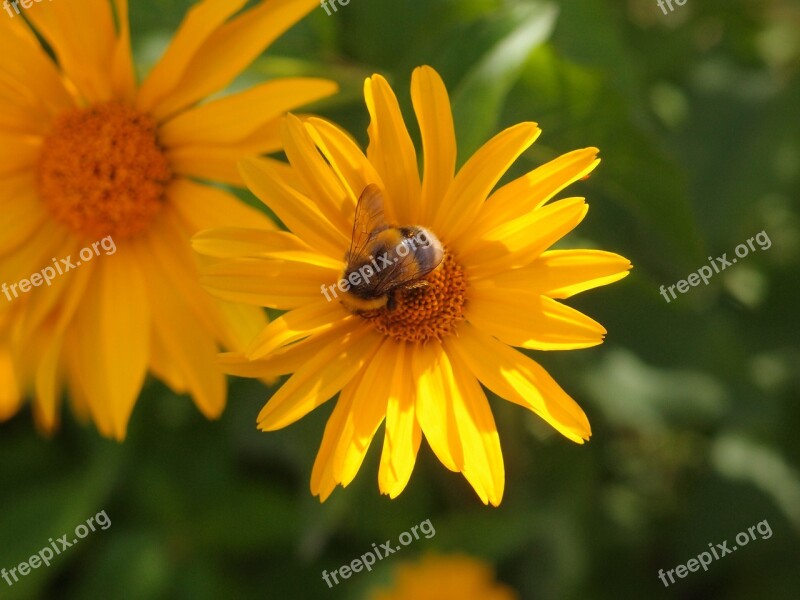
[367,252,467,343]
[37,101,172,241]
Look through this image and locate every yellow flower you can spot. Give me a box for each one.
[196,66,631,505]
[0,0,337,439]
[368,554,518,600]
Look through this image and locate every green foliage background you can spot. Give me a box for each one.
[1,0,799,598]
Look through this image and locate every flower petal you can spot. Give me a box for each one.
[378,343,422,498]
[333,338,396,486]
[239,157,349,259]
[281,114,352,235]
[201,258,342,309]
[111,0,136,102]
[192,227,313,260]
[0,173,46,255]
[25,0,117,102]
[303,117,383,206]
[0,133,41,177]
[364,74,421,225]
[445,346,505,506]
[245,301,352,359]
[446,322,591,443]
[412,341,464,472]
[470,147,600,242]
[310,375,358,502]
[168,177,275,234]
[140,235,226,419]
[0,20,75,123]
[411,66,456,225]
[486,249,633,299]
[70,242,149,440]
[219,319,358,379]
[160,78,337,147]
[136,0,249,115]
[257,324,381,431]
[149,0,321,120]
[434,122,540,247]
[465,197,588,278]
[0,344,22,421]
[466,287,606,350]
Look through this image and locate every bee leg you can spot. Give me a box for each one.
[404,280,430,291]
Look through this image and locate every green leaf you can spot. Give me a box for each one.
[450,2,558,160]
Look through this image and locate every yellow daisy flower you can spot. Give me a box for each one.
[369,554,518,600]
[195,66,632,505]
[0,0,337,439]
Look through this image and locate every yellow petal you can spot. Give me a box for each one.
[111,0,136,102]
[0,219,69,292]
[364,74,421,225]
[167,145,260,187]
[201,258,342,309]
[246,300,351,359]
[303,117,383,208]
[445,347,505,506]
[332,338,396,486]
[310,377,358,502]
[149,0,321,120]
[472,147,600,240]
[168,177,274,235]
[160,78,337,147]
[25,0,117,102]
[411,66,456,225]
[446,322,591,443]
[141,235,226,419]
[486,249,632,299]
[465,197,588,278]
[219,318,357,379]
[0,20,74,126]
[434,122,540,247]
[281,114,352,234]
[412,341,464,472]
[0,345,22,421]
[0,133,41,177]
[147,207,260,350]
[33,328,64,433]
[70,242,150,440]
[239,157,349,259]
[378,343,422,498]
[0,173,46,255]
[467,286,606,350]
[136,0,249,114]
[192,227,317,261]
[257,324,381,431]
[14,236,94,349]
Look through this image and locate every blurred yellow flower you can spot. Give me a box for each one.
[0,0,337,439]
[196,66,631,505]
[368,554,518,600]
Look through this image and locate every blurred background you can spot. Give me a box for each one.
[1,0,799,598]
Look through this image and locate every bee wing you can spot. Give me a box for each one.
[369,254,422,296]
[369,245,442,296]
[346,184,390,264]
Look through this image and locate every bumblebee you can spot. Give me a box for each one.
[335,184,444,313]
